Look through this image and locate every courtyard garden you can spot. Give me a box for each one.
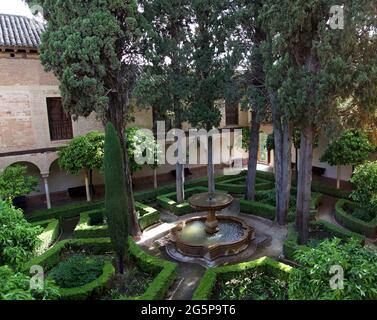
[0,0,377,303]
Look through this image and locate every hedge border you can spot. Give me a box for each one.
[121,239,178,300]
[73,203,161,239]
[192,256,293,300]
[27,173,243,223]
[334,199,377,238]
[31,219,60,255]
[156,186,209,216]
[240,191,322,222]
[23,237,178,300]
[283,220,366,261]
[216,176,274,194]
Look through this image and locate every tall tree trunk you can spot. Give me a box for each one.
[295,147,299,184]
[83,169,91,202]
[208,135,215,193]
[296,124,314,245]
[246,111,261,200]
[89,169,94,199]
[107,94,141,237]
[336,165,341,189]
[153,168,158,189]
[176,163,185,202]
[270,92,292,225]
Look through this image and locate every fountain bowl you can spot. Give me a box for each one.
[171,215,254,261]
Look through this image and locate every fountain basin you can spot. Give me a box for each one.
[171,216,254,261]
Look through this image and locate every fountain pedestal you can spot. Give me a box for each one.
[205,209,219,234]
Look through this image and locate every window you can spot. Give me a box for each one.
[46,98,73,141]
[225,102,239,126]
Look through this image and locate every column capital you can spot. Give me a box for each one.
[41,173,49,179]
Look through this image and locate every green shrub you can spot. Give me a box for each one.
[334,199,377,238]
[49,254,105,288]
[0,164,38,201]
[23,237,177,300]
[0,200,42,269]
[350,161,377,216]
[283,221,365,261]
[0,266,60,300]
[288,238,377,300]
[192,257,292,300]
[213,266,289,300]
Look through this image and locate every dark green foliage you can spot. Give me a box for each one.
[104,123,129,271]
[0,201,42,268]
[0,266,60,300]
[283,221,365,261]
[321,130,375,166]
[0,165,38,201]
[192,257,292,300]
[350,161,377,215]
[289,238,377,300]
[335,199,377,238]
[49,254,105,289]
[213,268,288,300]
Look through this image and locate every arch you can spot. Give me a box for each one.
[0,158,42,174]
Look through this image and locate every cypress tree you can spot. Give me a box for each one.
[104,123,128,274]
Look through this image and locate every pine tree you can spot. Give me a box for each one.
[104,123,129,275]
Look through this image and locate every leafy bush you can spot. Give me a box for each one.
[0,201,42,268]
[350,161,377,216]
[289,238,377,300]
[0,266,60,300]
[0,165,38,201]
[48,254,105,289]
[214,268,288,300]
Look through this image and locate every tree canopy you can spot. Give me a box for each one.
[0,165,38,202]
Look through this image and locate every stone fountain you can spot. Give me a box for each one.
[169,192,254,262]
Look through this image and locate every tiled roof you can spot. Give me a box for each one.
[0,14,45,49]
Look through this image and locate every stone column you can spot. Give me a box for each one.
[41,174,51,209]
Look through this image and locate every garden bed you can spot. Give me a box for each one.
[334,199,377,238]
[192,257,292,300]
[216,176,273,194]
[283,220,366,261]
[23,237,178,300]
[240,189,323,222]
[73,202,160,238]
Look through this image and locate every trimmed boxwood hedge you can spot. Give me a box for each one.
[121,239,178,300]
[240,191,322,222]
[334,199,377,238]
[256,170,351,199]
[28,200,160,232]
[156,186,210,216]
[192,256,293,300]
[32,219,60,255]
[23,237,178,300]
[27,201,104,223]
[134,173,237,203]
[73,203,161,238]
[283,220,366,261]
[216,176,274,194]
